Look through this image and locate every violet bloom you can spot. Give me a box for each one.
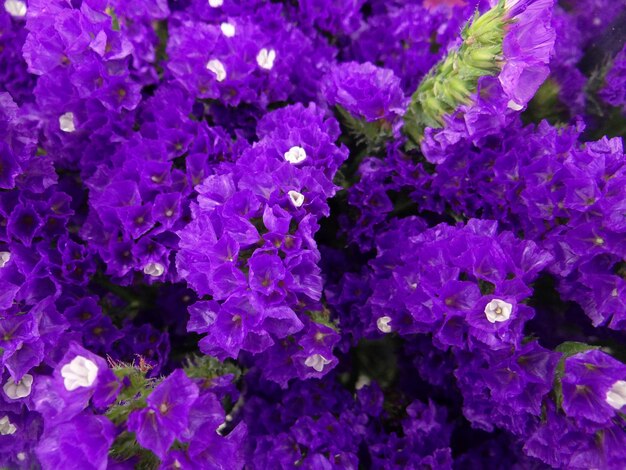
[33,342,119,424]
[601,44,626,111]
[561,350,626,425]
[35,411,115,470]
[127,369,199,458]
[323,61,406,122]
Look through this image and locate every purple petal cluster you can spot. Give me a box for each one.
[1,0,626,467]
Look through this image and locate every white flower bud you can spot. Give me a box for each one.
[143,262,165,277]
[0,416,16,435]
[59,112,76,133]
[220,22,235,37]
[4,0,26,18]
[304,354,331,372]
[376,316,392,333]
[209,0,223,6]
[284,146,307,164]
[3,374,33,400]
[606,380,626,410]
[0,251,10,268]
[484,299,513,323]
[61,355,98,391]
[256,48,276,70]
[206,59,226,82]
[288,190,305,208]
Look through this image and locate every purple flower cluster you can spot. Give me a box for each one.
[1,0,626,467]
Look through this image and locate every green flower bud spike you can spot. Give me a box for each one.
[403,0,509,146]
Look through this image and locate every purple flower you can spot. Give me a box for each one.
[561,350,626,425]
[323,62,406,122]
[33,342,119,423]
[127,369,199,458]
[36,411,115,470]
[601,44,626,111]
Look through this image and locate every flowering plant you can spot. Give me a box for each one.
[1,0,626,467]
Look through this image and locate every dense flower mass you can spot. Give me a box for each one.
[1,0,626,467]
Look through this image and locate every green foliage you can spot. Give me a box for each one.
[335,105,394,156]
[105,7,121,32]
[109,432,160,469]
[305,307,340,332]
[403,0,508,146]
[184,354,242,383]
[106,362,155,426]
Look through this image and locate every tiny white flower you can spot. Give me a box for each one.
[288,190,305,208]
[4,0,26,18]
[376,316,392,333]
[0,251,10,268]
[484,299,513,323]
[304,354,331,372]
[220,22,235,37]
[284,146,307,164]
[606,380,626,410]
[507,100,524,111]
[208,0,223,7]
[3,374,33,400]
[17,452,26,462]
[0,416,16,435]
[206,59,226,82]
[355,374,371,390]
[256,48,276,70]
[143,262,165,277]
[59,112,76,133]
[61,355,98,391]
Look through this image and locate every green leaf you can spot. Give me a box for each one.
[105,7,121,32]
[306,308,340,332]
[554,341,601,357]
[335,105,393,155]
[109,432,159,469]
[184,355,241,382]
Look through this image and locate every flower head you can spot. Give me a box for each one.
[127,369,199,459]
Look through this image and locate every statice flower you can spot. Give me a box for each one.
[561,349,626,425]
[361,218,549,351]
[323,62,406,122]
[0,7,36,105]
[1,0,626,466]
[167,4,333,108]
[36,412,115,470]
[127,369,199,458]
[601,43,626,111]
[178,103,347,381]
